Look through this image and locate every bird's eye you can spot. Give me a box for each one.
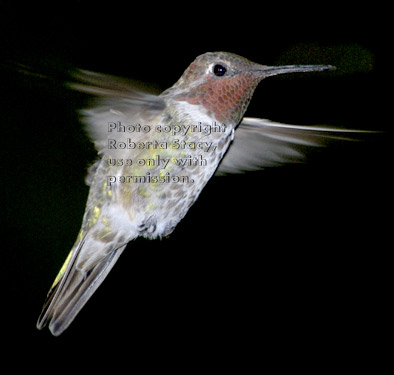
[213,64,227,76]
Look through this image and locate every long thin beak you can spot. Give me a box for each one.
[256,64,335,78]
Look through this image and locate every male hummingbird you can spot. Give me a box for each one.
[37,51,354,335]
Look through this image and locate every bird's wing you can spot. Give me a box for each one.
[69,69,166,153]
[216,117,373,175]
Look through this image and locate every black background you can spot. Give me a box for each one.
[0,1,390,369]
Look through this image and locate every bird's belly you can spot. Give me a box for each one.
[115,139,229,239]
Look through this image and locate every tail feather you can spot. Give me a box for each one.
[36,236,87,331]
[37,236,126,336]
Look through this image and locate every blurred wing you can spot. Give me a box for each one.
[216,117,373,175]
[69,69,166,153]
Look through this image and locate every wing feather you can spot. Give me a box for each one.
[216,117,375,175]
[68,69,166,153]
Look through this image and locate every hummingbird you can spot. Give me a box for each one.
[37,51,357,336]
